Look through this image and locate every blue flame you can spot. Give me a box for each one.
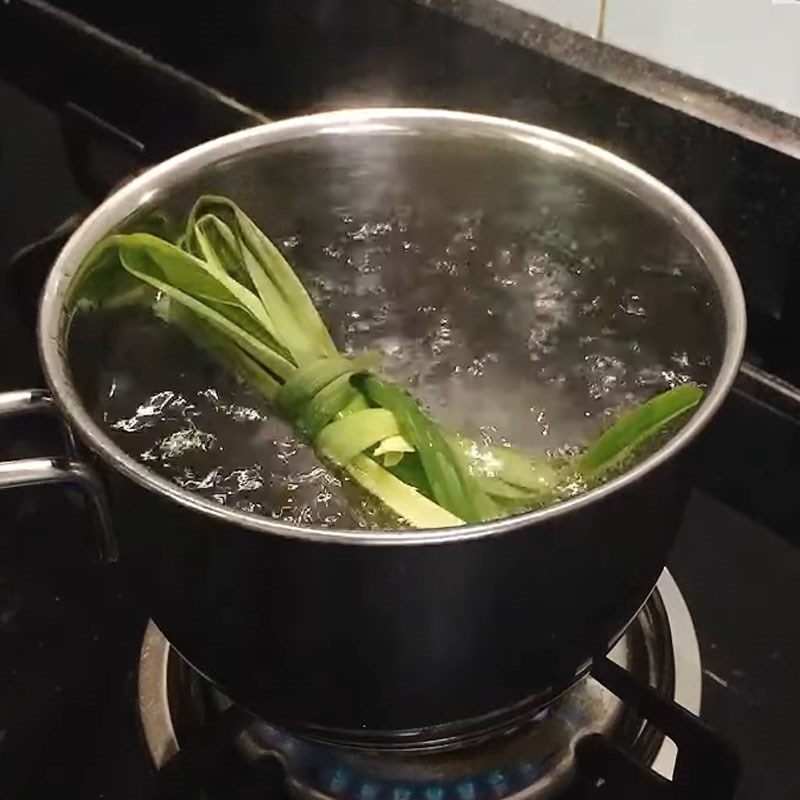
[392,786,412,800]
[456,781,476,800]
[329,767,350,793]
[360,782,379,800]
[259,722,548,800]
[486,770,507,797]
[425,785,445,800]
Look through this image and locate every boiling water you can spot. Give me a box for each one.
[68,202,721,530]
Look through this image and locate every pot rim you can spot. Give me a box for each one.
[38,108,746,546]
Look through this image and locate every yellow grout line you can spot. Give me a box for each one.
[597,0,608,39]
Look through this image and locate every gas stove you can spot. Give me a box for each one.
[136,571,705,800]
[1,2,799,799]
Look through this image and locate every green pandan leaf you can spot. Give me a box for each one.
[356,375,497,523]
[448,434,560,496]
[345,454,463,528]
[118,240,295,381]
[316,409,400,465]
[186,196,337,359]
[580,383,703,478]
[276,357,354,419]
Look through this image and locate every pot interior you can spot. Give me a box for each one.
[59,112,732,533]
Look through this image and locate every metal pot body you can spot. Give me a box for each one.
[107,448,688,746]
[6,110,744,747]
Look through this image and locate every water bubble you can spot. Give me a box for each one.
[671,351,690,368]
[148,427,216,460]
[619,293,646,317]
[323,243,345,259]
[112,390,178,432]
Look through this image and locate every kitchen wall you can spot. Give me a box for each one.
[503,0,800,118]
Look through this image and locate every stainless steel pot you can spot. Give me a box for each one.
[0,109,745,749]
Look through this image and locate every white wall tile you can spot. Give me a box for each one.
[603,0,800,117]
[499,0,601,38]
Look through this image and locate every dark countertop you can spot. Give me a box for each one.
[416,0,800,160]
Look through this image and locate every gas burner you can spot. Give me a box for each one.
[138,571,701,799]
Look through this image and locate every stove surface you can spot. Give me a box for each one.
[1,4,799,797]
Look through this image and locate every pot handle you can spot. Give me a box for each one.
[0,389,118,562]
